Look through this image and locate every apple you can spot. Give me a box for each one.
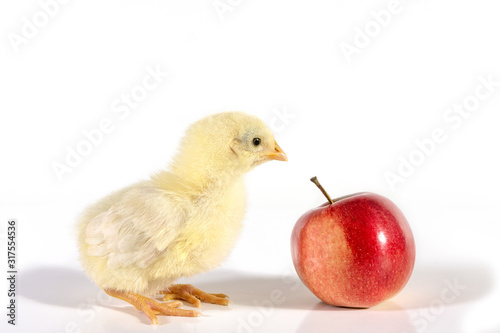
[291,177,415,308]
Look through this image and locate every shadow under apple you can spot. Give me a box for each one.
[296,301,417,333]
[389,262,494,310]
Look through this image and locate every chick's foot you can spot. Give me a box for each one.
[104,289,199,325]
[162,284,231,307]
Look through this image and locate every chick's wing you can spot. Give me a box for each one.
[84,185,188,269]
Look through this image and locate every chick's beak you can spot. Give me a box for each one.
[263,140,288,161]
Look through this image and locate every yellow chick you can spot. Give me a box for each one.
[77,112,287,324]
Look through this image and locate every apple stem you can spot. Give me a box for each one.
[310,176,334,204]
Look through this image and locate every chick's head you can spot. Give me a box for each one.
[171,112,287,179]
[228,115,287,169]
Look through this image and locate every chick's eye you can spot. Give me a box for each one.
[252,138,261,146]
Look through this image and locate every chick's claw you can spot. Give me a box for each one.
[104,289,199,325]
[162,284,231,307]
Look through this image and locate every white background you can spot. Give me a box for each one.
[1,0,500,332]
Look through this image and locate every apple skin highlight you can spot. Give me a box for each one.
[291,192,415,308]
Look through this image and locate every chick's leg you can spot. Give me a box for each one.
[104,289,199,325]
[162,284,230,307]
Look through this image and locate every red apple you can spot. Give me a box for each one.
[291,177,415,308]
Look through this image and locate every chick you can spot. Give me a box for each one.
[77,112,287,324]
